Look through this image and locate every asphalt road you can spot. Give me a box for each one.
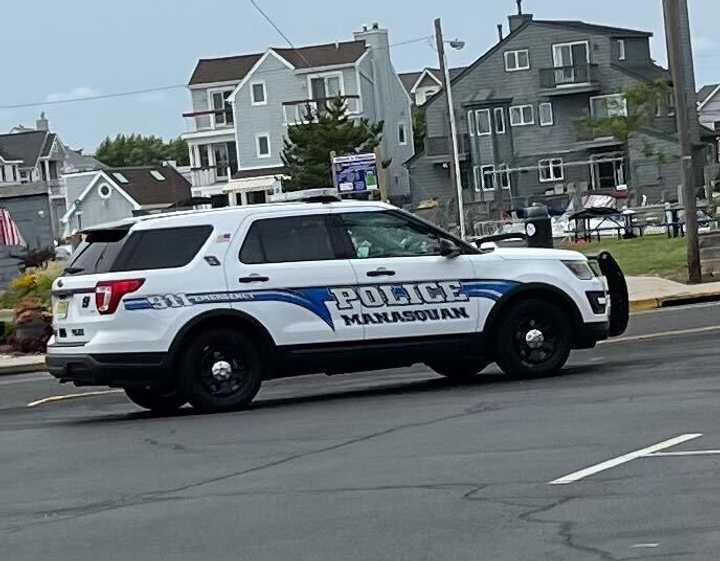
[1,303,719,561]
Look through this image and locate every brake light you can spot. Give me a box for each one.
[95,279,145,315]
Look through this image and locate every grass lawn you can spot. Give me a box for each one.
[563,235,688,281]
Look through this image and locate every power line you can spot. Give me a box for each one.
[248,0,311,68]
[0,33,434,112]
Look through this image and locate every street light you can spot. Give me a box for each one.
[434,19,466,238]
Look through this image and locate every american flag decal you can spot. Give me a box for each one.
[0,208,26,247]
[216,233,232,243]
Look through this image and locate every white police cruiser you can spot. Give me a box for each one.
[47,199,628,413]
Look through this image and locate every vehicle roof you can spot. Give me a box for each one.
[83,200,394,233]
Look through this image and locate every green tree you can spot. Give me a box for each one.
[96,134,190,167]
[281,95,384,191]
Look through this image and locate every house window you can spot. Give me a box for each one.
[474,165,496,192]
[251,82,267,105]
[510,104,534,126]
[150,170,166,181]
[539,102,554,126]
[76,212,83,231]
[398,122,408,145]
[112,172,129,184]
[198,145,210,169]
[505,49,530,72]
[467,110,476,136]
[590,94,628,119]
[210,89,234,127]
[494,108,506,134]
[617,39,626,61]
[309,73,343,100]
[539,158,564,182]
[498,163,511,190]
[476,109,491,136]
[256,133,271,158]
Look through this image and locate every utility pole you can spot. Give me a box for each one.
[434,18,466,239]
[663,0,702,283]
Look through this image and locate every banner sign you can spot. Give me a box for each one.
[333,153,378,193]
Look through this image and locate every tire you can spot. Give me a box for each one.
[494,298,572,379]
[179,328,263,412]
[124,387,187,414]
[428,359,489,383]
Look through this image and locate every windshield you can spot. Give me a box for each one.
[65,228,130,275]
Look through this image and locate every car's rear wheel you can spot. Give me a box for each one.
[428,359,489,383]
[124,387,187,413]
[179,328,263,412]
[494,299,572,378]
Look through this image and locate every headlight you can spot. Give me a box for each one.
[563,260,595,280]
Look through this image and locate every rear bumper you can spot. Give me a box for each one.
[45,351,170,388]
[573,321,610,349]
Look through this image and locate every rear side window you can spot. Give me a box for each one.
[66,228,130,275]
[239,215,335,264]
[111,225,213,272]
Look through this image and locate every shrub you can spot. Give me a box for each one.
[0,261,64,309]
[8,298,52,354]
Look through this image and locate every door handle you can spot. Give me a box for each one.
[238,274,270,284]
[367,268,396,278]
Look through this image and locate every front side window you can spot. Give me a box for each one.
[476,109,491,136]
[494,108,506,134]
[211,90,234,126]
[310,74,343,99]
[510,104,534,126]
[590,94,628,119]
[498,163,511,190]
[339,211,446,259]
[256,134,271,158]
[505,49,530,71]
[239,215,335,264]
[398,122,408,145]
[251,82,267,105]
[467,110,476,136]
[617,39,626,61]
[539,158,564,183]
[539,102,554,126]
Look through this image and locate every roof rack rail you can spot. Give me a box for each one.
[303,195,342,204]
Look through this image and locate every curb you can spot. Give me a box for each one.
[0,360,47,377]
[630,290,720,312]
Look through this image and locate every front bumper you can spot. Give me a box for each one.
[45,351,170,388]
[573,321,610,349]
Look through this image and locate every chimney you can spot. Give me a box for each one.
[508,0,533,32]
[36,111,49,131]
[497,24,504,42]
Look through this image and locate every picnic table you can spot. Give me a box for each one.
[568,207,645,243]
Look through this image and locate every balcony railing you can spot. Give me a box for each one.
[282,95,361,125]
[190,166,232,187]
[539,64,598,89]
[425,134,470,158]
[182,108,234,133]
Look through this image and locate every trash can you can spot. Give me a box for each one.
[525,205,553,248]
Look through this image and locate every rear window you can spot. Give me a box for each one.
[66,228,130,275]
[111,225,213,272]
[239,215,335,264]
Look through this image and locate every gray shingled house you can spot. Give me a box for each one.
[407,5,712,230]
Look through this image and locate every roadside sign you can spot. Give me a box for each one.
[332,153,378,194]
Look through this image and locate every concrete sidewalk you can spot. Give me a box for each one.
[0,354,46,376]
[628,276,720,311]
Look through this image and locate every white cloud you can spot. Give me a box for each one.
[45,87,100,102]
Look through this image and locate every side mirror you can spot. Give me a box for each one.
[439,238,462,258]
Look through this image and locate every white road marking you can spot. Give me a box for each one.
[549,434,703,485]
[631,543,659,549]
[27,390,124,408]
[602,325,720,345]
[648,450,720,457]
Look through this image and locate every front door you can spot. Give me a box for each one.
[334,210,478,341]
[227,211,363,346]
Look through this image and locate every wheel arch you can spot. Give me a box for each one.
[167,309,276,371]
[483,283,584,349]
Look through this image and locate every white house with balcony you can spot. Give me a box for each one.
[181,23,414,206]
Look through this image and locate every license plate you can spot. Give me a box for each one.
[54,300,69,320]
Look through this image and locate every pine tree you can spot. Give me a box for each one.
[281,95,383,191]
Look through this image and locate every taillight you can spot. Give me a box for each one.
[95,279,145,315]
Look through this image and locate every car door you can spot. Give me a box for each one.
[334,209,478,341]
[225,210,363,346]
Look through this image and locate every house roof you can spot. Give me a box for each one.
[189,40,368,86]
[698,84,720,109]
[39,133,57,158]
[63,149,105,173]
[612,62,670,82]
[533,20,653,37]
[398,67,465,94]
[232,166,288,180]
[104,166,192,206]
[0,182,48,200]
[0,130,50,166]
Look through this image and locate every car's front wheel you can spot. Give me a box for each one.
[179,328,263,412]
[124,387,187,413]
[494,299,572,378]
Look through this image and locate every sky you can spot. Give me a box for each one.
[1,0,718,152]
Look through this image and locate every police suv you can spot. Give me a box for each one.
[47,200,628,413]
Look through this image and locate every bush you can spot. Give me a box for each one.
[0,261,64,310]
[8,298,52,354]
